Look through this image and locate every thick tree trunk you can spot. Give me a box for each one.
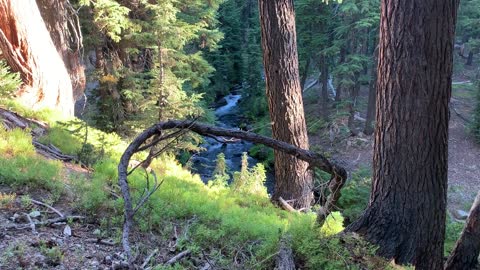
[0,0,79,116]
[258,0,313,208]
[346,0,459,269]
[445,192,480,270]
[95,43,125,130]
[36,0,85,99]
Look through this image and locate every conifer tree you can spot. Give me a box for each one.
[258,0,313,208]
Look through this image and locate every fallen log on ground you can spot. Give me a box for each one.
[0,107,84,165]
[0,107,49,132]
[118,119,347,266]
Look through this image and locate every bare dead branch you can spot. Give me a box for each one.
[133,171,164,215]
[2,215,84,231]
[23,213,37,234]
[141,248,159,269]
[30,198,64,218]
[118,120,347,266]
[165,250,191,266]
[85,238,116,246]
[451,104,472,124]
[316,170,347,226]
[278,197,298,213]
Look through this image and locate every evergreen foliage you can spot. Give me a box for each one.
[77,0,222,133]
[456,0,480,64]
[0,60,21,99]
[0,0,478,268]
[209,153,230,188]
[231,152,268,197]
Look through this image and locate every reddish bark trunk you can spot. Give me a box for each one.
[258,0,313,208]
[347,0,459,269]
[36,0,85,99]
[0,0,82,116]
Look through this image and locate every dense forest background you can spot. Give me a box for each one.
[0,0,479,269]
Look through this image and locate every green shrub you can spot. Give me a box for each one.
[444,218,464,256]
[72,158,123,215]
[0,60,21,98]
[37,127,83,156]
[0,128,64,196]
[0,128,35,156]
[208,153,229,189]
[249,144,274,168]
[0,155,63,196]
[39,244,64,266]
[338,166,372,224]
[0,99,65,123]
[231,153,268,197]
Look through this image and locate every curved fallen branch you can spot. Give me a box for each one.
[30,198,64,218]
[118,120,347,266]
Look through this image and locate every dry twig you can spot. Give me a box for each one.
[30,199,64,218]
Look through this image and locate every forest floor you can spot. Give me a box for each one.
[0,67,478,270]
[306,70,480,217]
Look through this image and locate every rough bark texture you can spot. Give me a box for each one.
[36,0,85,99]
[0,0,79,116]
[346,0,459,269]
[445,192,480,270]
[258,0,313,208]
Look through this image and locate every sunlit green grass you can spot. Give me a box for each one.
[0,103,396,269]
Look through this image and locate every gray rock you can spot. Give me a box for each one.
[104,255,112,265]
[454,209,469,220]
[29,210,41,218]
[63,225,72,237]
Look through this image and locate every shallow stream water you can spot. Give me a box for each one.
[190,93,259,182]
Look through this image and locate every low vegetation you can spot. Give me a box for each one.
[0,101,467,269]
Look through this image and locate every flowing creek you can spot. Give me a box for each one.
[191,93,274,192]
